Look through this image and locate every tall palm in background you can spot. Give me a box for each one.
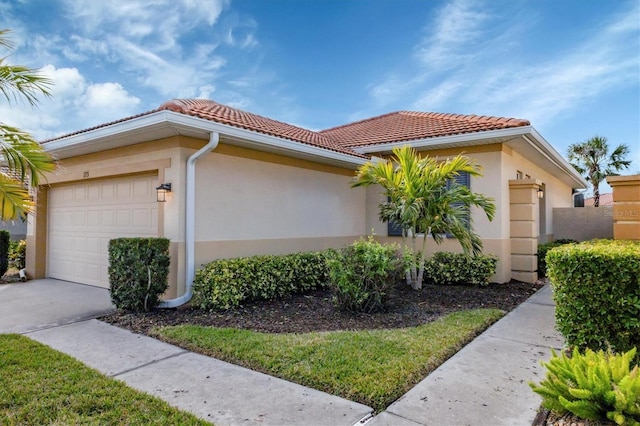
[0,29,56,220]
[352,146,495,289]
[567,136,630,207]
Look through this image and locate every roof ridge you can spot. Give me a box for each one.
[159,99,314,134]
[398,110,530,125]
[158,99,365,158]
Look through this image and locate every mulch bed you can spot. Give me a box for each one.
[533,409,616,426]
[101,279,545,335]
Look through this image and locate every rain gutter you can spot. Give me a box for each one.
[159,131,219,308]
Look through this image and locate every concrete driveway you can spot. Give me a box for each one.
[0,278,115,334]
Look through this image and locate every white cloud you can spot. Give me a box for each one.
[413,80,463,111]
[2,64,141,140]
[84,82,140,111]
[415,0,489,69]
[368,0,639,127]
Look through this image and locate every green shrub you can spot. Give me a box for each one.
[422,252,498,287]
[0,230,9,277]
[547,239,640,354]
[328,238,402,313]
[9,239,26,270]
[538,239,578,278]
[108,238,171,312]
[530,347,640,425]
[192,251,330,310]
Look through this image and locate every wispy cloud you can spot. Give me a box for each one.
[368,0,639,128]
[414,0,489,70]
[1,0,270,138]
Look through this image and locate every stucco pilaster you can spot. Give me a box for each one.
[607,174,640,240]
[509,179,542,283]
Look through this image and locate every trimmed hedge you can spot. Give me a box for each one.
[192,251,331,310]
[0,230,9,277]
[547,239,640,354]
[537,239,577,278]
[422,252,498,287]
[108,237,171,312]
[328,238,402,313]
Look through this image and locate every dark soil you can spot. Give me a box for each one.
[532,409,615,426]
[101,280,545,335]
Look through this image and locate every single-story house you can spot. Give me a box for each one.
[27,99,587,305]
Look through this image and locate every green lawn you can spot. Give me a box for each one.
[154,308,504,411]
[0,334,210,426]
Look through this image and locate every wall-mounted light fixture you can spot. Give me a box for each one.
[156,183,171,202]
[537,188,544,199]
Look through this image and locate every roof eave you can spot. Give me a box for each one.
[352,126,533,154]
[522,128,588,188]
[44,111,367,169]
[353,126,587,189]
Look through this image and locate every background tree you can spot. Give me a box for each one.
[0,29,56,220]
[352,146,495,290]
[567,136,630,207]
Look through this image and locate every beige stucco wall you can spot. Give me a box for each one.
[29,134,366,298]
[190,146,367,281]
[502,146,574,242]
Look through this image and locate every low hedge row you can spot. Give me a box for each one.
[537,239,577,278]
[423,252,498,287]
[192,251,331,310]
[547,239,640,355]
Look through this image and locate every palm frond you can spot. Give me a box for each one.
[0,123,56,187]
[0,172,33,220]
[0,30,52,107]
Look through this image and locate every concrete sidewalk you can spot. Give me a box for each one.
[368,284,563,426]
[1,279,562,426]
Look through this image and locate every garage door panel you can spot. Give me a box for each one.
[48,174,158,288]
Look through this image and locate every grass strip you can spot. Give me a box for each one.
[154,308,504,411]
[0,334,210,425]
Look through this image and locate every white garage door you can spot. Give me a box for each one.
[48,174,159,288]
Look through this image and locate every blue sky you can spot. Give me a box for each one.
[2,0,639,193]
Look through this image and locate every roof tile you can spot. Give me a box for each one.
[158,99,360,157]
[320,111,530,148]
[42,99,530,159]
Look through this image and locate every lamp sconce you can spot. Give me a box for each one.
[537,189,544,199]
[156,183,171,202]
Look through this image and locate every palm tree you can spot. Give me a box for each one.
[0,29,56,220]
[352,146,495,289]
[567,136,631,207]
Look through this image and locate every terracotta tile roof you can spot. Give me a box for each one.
[42,99,530,160]
[158,99,362,157]
[584,193,613,206]
[320,111,530,148]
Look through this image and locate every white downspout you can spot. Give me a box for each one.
[160,131,219,308]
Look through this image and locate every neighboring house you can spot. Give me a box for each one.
[27,99,586,300]
[583,193,613,207]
